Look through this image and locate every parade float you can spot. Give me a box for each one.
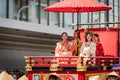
[25,28,120,80]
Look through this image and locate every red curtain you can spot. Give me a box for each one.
[78,75,84,80]
[79,28,118,57]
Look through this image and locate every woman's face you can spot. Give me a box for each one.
[92,35,98,43]
[49,75,57,80]
[62,33,68,41]
[108,77,117,80]
[49,78,57,80]
[86,34,92,41]
[74,32,78,39]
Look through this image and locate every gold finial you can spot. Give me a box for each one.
[106,27,110,31]
[72,23,77,26]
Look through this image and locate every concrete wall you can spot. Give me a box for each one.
[0,48,54,70]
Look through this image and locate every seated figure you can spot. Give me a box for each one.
[79,31,96,65]
[55,32,72,63]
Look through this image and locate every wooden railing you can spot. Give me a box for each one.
[25,56,120,71]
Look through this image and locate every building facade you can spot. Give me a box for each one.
[0,0,120,28]
[0,0,120,71]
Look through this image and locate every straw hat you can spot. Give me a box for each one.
[8,75,15,80]
[89,75,100,80]
[18,75,28,80]
[45,73,63,80]
[108,71,120,78]
[0,71,14,80]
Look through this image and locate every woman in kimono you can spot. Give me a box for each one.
[92,33,104,65]
[70,29,83,56]
[79,31,96,65]
[92,33,104,56]
[55,32,72,63]
[55,32,72,56]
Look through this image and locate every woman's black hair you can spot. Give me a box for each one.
[49,75,57,80]
[85,31,93,42]
[60,32,68,40]
[61,32,68,36]
[94,33,100,42]
[74,29,81,40]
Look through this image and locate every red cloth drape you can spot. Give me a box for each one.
[79,28,118,57]
[27,72,33,80]
[78,75,84,80]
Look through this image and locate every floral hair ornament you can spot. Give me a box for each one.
[85,31,94,37]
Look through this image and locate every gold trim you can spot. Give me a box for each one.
[110,60,113,62]
[91,64,95,66]
[103,66,107,70]
[27,64,31,66]
[101,63,105,66]
[25,65,32,69]
[101,60,105,62]
[77,64,86,71]
[50,64,58,71]
[26,69,32,71]
[25,60,31,62]
[24,56,30,59]
[31,60,34,62]
[110,63,113,66]
[31,64,34,66]
[71,23,77,26]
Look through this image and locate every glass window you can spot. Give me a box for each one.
[9,0,29,20]
[64,13,73,29]
[40,0,47,24]
[0,0,119,29]
[0,0,6,18]
[49,0,58,27]
[109,0,114,27]
[81,13,88,28]
[114,1,118,22]
[93,12,100,28]
[9,0,17,19]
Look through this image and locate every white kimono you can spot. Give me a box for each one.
[79,42,96,65]
[79,42,96,57]
[55,42,72,57]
